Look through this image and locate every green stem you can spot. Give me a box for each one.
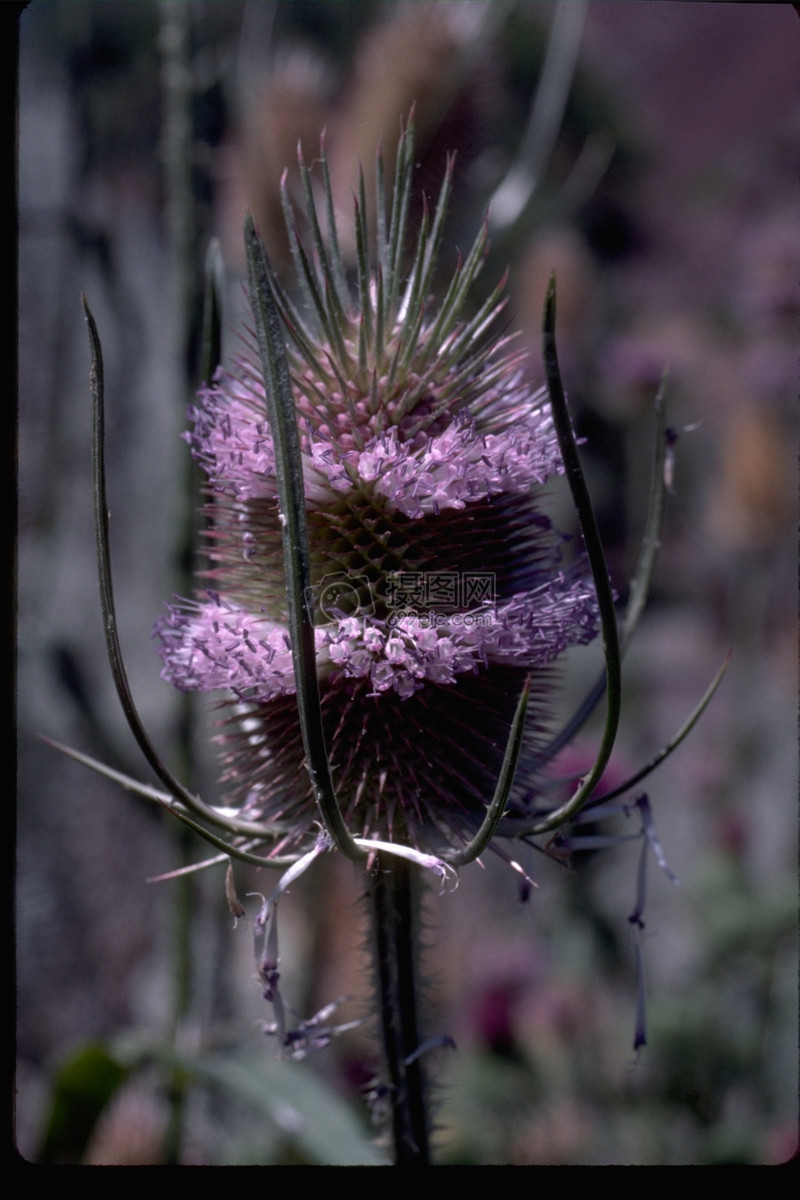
[371,858,431,1166]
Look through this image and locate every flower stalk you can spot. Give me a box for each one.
[371,858,431,1166]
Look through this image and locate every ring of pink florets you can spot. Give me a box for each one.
[185,366,564,515]
[156,577,598,705]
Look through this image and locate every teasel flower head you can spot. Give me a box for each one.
[155,125,601,861]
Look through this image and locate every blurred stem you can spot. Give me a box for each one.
[489,0,587,235]
[158,0,197,1163]
[159,0,195,364]
[371,858,431,1166]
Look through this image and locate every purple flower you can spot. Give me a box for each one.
[155,132,599,857]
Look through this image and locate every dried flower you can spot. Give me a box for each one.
[155,128,599,858]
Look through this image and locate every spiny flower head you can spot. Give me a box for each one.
[155,127,600,858]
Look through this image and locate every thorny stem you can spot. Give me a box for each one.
[371,857,431,1166]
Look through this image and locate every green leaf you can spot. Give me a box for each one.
[111,1033,386,1166]
[191,1053,387,1166]
[34,1042,129,1164]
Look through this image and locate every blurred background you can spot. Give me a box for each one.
[17,0,798,1165]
